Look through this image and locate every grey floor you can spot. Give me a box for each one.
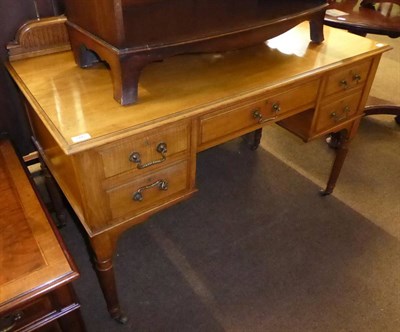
[57,137,399,332]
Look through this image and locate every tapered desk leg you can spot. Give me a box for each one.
[321,117,362,196]
[90,234,128,324]
[320,120,361,196]
[320,134,349,195]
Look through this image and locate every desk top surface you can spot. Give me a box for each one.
[0,140,78,312]
[6,22,390,154]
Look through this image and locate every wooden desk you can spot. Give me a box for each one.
[5,23,391,323]
[0,140,85,331]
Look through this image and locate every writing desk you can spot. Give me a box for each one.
[6,22,390,322]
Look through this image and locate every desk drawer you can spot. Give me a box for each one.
[315,90,363,133]
[199,79,319,147]
[324,60,371,97]
[99,123,189,178]
[107,160,189,219]
[0,296,53,331]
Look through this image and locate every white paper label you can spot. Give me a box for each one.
[326,9,349,17]
[71,133,91,143]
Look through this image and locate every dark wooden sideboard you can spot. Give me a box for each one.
[6,22,391,323]
[63,0,328,104]
[0,139,85,331]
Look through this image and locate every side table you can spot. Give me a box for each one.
[0,139,85,331]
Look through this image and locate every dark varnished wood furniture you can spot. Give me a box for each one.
[325,0,400,124]
[63,0,328,105]
[325,0,400,37]
[6,23,391,323]
[0,139,85,331]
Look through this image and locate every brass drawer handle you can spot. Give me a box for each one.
[252,103,280,124]
[253,110,264,123]
[339,79,348,89]
[353,73,361,83]
[129,142,167,169]
[1,312,23,332]
[330,106,351,122]
[272,102,281,114]
[132,179,168,202]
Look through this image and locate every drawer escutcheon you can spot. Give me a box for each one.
[353,73,362,83]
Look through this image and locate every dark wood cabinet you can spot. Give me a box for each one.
[64,0,328,104]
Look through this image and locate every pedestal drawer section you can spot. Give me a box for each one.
[99,123,189,178]
[323,60,371,97]
[1,296,53,331]
[200,79,319,146]
[107,160,189,219]
[315,90,363,133]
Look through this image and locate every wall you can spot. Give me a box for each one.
[0,0,64,154]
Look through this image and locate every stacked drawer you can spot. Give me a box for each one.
[97,121,193,221]
[313,59,372,134]
[1,295,50,331]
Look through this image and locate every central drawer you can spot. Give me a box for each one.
[199,79,319,149]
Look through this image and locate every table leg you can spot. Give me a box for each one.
[31,136,68,228]
[40,160,68,227]
[321,117,362,195]
[320,129,349,196]
[309,11,325,43]
[51,284,86,331]
[89,233,128,324]
[68,25,148,105]
[242,128,263,150]
[108,56,147,106]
